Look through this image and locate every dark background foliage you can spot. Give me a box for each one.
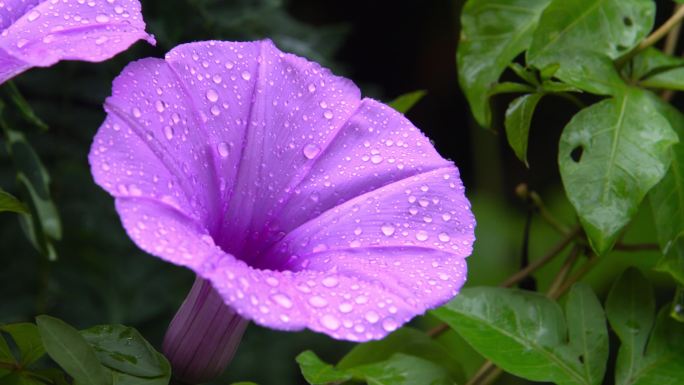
[1,1,678,384]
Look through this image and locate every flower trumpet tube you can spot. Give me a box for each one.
[89,39,475,382]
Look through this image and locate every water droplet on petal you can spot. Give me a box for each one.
[210,105,221,116]
[308,83,316,92]
[382,317,398,332]
[321,314,340,330]
[96,14,110,23]
[132,107,141,118]
[27,10,40,21]
[241,71,251,80]
[381,224,395,236]
[217,142,230,158]
[163,126,174,140]
[271,294,293,309]
[439,233,450,242]
[303,143,321,159]
[323,110,333,120]
[365,311,379,324]
[206,89,220,102]
[322,276,339,288]
[309,296,328,308]
[416,231,429,241]
[339,303,353,313]
[155,100,165,112]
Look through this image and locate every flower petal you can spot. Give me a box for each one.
[0,0,154,83]
[0,1,40,31]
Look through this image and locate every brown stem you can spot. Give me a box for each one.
[552,252,600,298]
[465,360,497,385]
[547,246,582,299]
[529,191,571,235]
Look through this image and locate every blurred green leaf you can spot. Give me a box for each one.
[0,373,45,385]
[527,0,655,74]
[0,82,48,131]
[3,127,61,259]
[630,48,684,81]
[337,327,464,382]
[433,285,608,385]
[457,0,552,127]
[36,315,112,385]
[558,89,678,255]
[606,268,655,385]
[1,324,45,366]
[607,268,684,384]
[648,96,684,284]
[80,324,167,378]
[0,189,27,214]
[296,351,351,385]
[565,283,609,385]
[348,353,451,385]
[388,90,426,114]
[504,93,544,166]
[0,332,13,363]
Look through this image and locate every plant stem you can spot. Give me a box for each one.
[547,245,582,299]
[552,252,600,298]
[465,360,496,385]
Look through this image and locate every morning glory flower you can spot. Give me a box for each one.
[0,0,154,85]
[89,40,475,383]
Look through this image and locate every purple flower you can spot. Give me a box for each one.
[0,0,154,84]
[89,40,475,382]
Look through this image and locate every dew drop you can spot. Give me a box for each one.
[241,71,251,81]
[339,303,353,313]
[308,83,316,92]
[303,143,321,159]
[438,232,450,242]
[322,276,339,288]
[323,110,333,120]
[442,213,452,221]
[309,296,328,308]
[321,314,340,330]
[155,100,165,112]
[365,311,380,324]
[206,89,219,102]
[95,14,110,23]
[382,317,398,332]
[163,126,174,140]
[132,107,141,118]
[271,294,293,309]
[27,10,40,21]
[212,74,222,84]
[381,224,395,236]
[416,231,429,241]
[210,105,221,116]
[217,142,230,158]
[370,154,383,164]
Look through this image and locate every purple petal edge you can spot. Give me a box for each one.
[0,0,155,84]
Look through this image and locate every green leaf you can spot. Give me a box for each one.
[0,372,45,385]
[388,90,426,114]
[36,315,112,385]
[606,268,656,385]
[504,93,544,166]
[296,351,351,385]
[348,353,451,385]
[527,0,655,73]
[488,82,536,96]
[0,189,28,214]
[536,50,627,95]
[433,286,606,385]
[509,62,539,86]
[647,96,684,283]
[80,324,166,378]
[558,88,678,254]
[0,82,48,131]
[457,0,552,127]
[3,127,61,259]
[0,333,14,363]
[337,327,464,382]
[630,48,684,80]
[631,306,684,384]
[1,324,45,366]
[565,283,609,385]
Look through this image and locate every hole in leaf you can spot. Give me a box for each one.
[616,44,628,51]
[570,146,584,162]
[623,16,633,26]
[579,355,585,363]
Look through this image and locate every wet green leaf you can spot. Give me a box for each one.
[348,353,451,385]
[296,351,351,385]
[528,0,655,75]
[388,90,426,114]
[458,0,552,127]
[36,315,112,385]
[504,93,544,166]
[433,285,608,385]
[558,89,678,254]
